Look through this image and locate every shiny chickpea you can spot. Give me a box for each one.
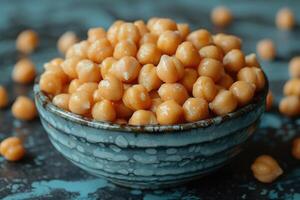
[187,29,212,50]
[66,40,90,59]
[139,33,158,46]
[276,8,295,31]
[193,76,218,102]
[100,57,117,79]
[213,33,241,53]
[279,96,300,117]
[175,41,201,68]
[68,79,82,93]
[147,17,159,29]
[150,98,163,113]
[16,30,39,54]
[44,58,69,84]
[230,81,255,106]
[57,31,79,54]
[289,57,300,78]
[183,97,209,122]
[69,91,93,115]
[12,58,36,84]
[134,20,149,36]
[209,90,238,115]
[92,100,116,122]
[0,86,8,108]
[211,6,232,27]
[107,20,124,46]
[118,23,140,44]
[110,56,141,83]
[39,72,63,95]
[113,101,134,119]
[198,58,224,82]
[87,38,113,63]
[292,138,300,159]
[199,45,224,61]
[177,23,190,39]
[98,74,123,101]
[76,59,101,83]
[223,49,245,73]
[76,82,98,101]
[157,31,182,55]
[113,40,137,59]
[52,93,70,111]
[256,39,276,61]
[61,57,81,79]
[150,18,177,35]
[180,68,198,93]
[156,55,184,83]
[12,96,37,121]
[158,83,189,105]
[129,110,157,125]
[0,137,25,161]
[123,84,151,111]
[283,79,300,96]
[87,27,106,42]
[217,73,234,89]
[237,67,266,91]
[138,64,162,91]
[245,53,260,68]
[251,155,283,183]
[266,90,273,111]
[137,43,162,65]
[156,100,183,125]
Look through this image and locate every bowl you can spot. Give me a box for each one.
[34,81,268,189]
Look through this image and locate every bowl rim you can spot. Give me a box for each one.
[34,74,268,133]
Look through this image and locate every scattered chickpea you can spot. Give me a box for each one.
[211,6,232,27]
[66,40,90,59]
[87,38,113,63]
[180,68,198,93]
[113,101,134,119]
[129,110,157,125]
[0,86,9,108]
[283,79,300,96]
[292,138,300,159]
[123,84,152,111]
[113,40,137,59]
[199,45,224,61]
[187,29,212,50]
[223,49,245,73]
[229,81,255,106]
[193,76,218,102]
[251,155,283,183]
[209,90,238,115]
[76,59,101,83]
[266,90,273,111]
[198,58,224,82]
[57,31,79,54]
[98,74,124,101]
[256,39,276,61]
[150,18,177,35]
[61,57,81,79]
[138,64,162,92]
[52,93,70,111]
[289,57,300,78]
[213,33,241,53]
[279,96,300,117]
[69,91,93,115]
[156,55,184,83]
[87,27,106,42]
[0,137,25,161]
[156,100,183,125]
[107,20,124,46]
[134,20,149,36]
[177,23,190,39]
[158,83,189,105]
[183,97,209,122]
[157,31,182,55]
[139,33,158,46]
[175,41,201,68]
[137,43,162,65]
[92,100,116,122]
[118,23,141,44]
[12,96,37,121]
[12,58,36,84]
[217,73,234,89]
[237,67,266,92]
[245,53,260,68]
[276,8,295,31]
[100,57,117,79]
[16,29,39,54]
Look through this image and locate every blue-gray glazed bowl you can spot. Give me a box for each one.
[34,81,268,189]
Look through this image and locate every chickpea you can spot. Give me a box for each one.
[211,6,232,27]
[157,31,182,55]
[198,58,224,82]
[256,39,276,61]
[123,84,151,111]
[183,97,209,122]
[68,79,83,94]
[76,59,101,83]
[180,68,198,93]
[223,49,245,73]
[69,91,93,115]
[98,74,124,101]
[139,33,158,46]
[229,81,255,106]
[251,155,283,183]
[147,17,159,29]
[150,18,177,35]
[0,86,9,108]
[113,101,134,119]
[245,53,260,68]
[199,45,224,61]
[134,20,149,36]
[237,67,266,92]
[156,100,183,125]
[289,57,300,78]
[209,90,238,115]
[138,64,162,91]
[12,96,37,121]
[110,56,141,83]
[150,98,163,113]
[87,38,113,63]
[129,110,157,125]
[217,73,234,89]
[187,29,212,50]
[93,89,103,102]
[61,57,81,79]
[115,118,127,125]
[44,58,69,84]
[87,27,106,42]
[66,40,90,59]
[118,23,141,44]
[137,43,162,65]
[276,8,295,31]
[175,41,201,68]
[16,30,39,54]
[92,100,116,122]
[156,55,184,83]
[113,40,137,59]
[292,138,300,159]
[76,82,98,101]
[266,90,273,111]
[107,20,124,46]
[0,137,25,161]
[279,96,300,117]
[283,79,300,96]
[52,93,70,111]
[193,76,218,102]
[57,31,79,54]
[39,72,63,95]
[100,57,117,79]
[177,23,190,39]
[158,83,189,105]
[213,33,241,53]
[12,58,36,84]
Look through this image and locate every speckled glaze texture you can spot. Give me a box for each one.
[34,83,267,189]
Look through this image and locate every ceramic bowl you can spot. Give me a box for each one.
[34,81,268,189]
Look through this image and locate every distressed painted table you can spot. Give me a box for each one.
[1,0,300,199]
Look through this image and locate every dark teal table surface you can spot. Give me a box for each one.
[1,0,300,199]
